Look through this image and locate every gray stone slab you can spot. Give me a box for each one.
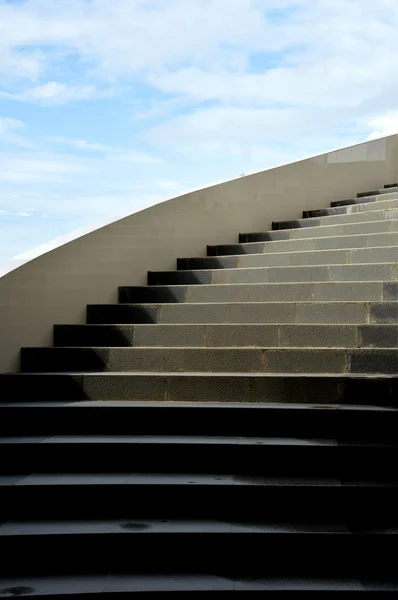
[183,348,265,373]
[315,235,369,250]
[267,265,329,283]
[292,220,391,240]
[238,253,291,268]
[263,239,315,253]
[83,374,168,401]
[296,302,368,324]
[370,303,398,324]
[133,325,206,347]
[249,283,314,302]
[266,349,347,373]
[290,249,348,266]
[314,282,383,302]
[107,348,266,373]
[329,264,397,282]
[362,232,398,247]
[279,325,357,348]
[348,350,398,374]
[225,302,296,324]
[358,326,398,348]
[187,284,249,303]
[349,246,398,264]
[166,375,252,402]
[213,268,269,284]
[384,283,398,301]
[107,348,184,372]
[206,325,279,347]
[249,377,341,404]
[160,303,227,324]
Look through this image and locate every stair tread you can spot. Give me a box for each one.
[2,518,396,536]
[2,435,397,448]
[1,473,396,487]
[121,280,395,287]
[241,218,398,234]
[151,261,398,274]
[8,371,396,378]
[181,244,398,261]
[2,573,396,593]
[209,230,398,254]
[1,401,394,411]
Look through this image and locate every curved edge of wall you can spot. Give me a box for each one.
[1,134,397,372]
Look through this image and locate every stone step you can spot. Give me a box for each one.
[87,301,398,325]
[3,435,396,477]
[119,282,398,304]
[53,324,398,349]
[0,573,396,595]
[331,189,397,208]
[274,207,398,231]
[0,474,396,522]
[1,372,397,406]
[4,518,395,581]
[357,186,398,197]
[303,196,398,219]
[19,347,398,374]
[178,246,398,270]
[148,263,398,286]
[208,231,398,256]
[2,401,395,440]
[239,218,398,244]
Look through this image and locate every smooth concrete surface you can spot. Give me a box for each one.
[0,135,397,372]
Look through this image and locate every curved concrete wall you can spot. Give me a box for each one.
[1,134,397,372]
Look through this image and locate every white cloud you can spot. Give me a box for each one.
[0,153,92,183]
[46,136,162,163]
[0,82,100,105]
[367,112,398,140]
[0,116,36,148]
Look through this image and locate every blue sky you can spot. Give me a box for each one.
[0,0,397,261]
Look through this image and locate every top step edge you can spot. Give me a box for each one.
[150,261,398,274]
[241,217,398,238]
[1,401,395,411]
[211,231,398,251]
[357,187,398,198]
[276,205,398,227]
[178,245,398,262]
[3,371,398,379]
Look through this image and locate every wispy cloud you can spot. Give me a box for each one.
[46,136,162,163]
[0,82,106,105]
[0,117,36,148]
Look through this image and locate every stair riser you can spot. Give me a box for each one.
[3,444,395,476]
[357,187,397,198]
[304,197,398,218]
[178,246,398,269]
[240,220,398,244]
[331,189,397,207]
[274,207,398,230]
[1,485,396,521]
[119,282,398,304]
[148,264,398,286]
[209,232,398,255]
[87,302,398,326]
[1,534,396,579]
[19,347,398,375]
[2,374,397,406]
[54,324,398,349]
[2,407,395,439]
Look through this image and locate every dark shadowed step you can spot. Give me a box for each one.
[2,372,397,406]
[1,401,396,440]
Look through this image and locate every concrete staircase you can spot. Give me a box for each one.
[0,184,398,595]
